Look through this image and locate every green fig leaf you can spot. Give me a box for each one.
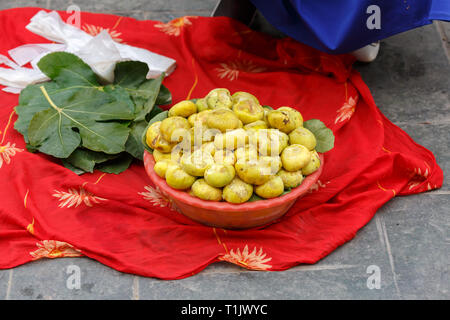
[303,119,335,153]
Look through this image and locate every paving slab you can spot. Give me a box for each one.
[138,265,392,300]
[377,194,450,299]
[0,269,11,300]
[2,0,50,10]
[50,0,218,13]
[0,0,218,22]
[49,0,217,21]
[435,21,450,62]
[5,257,135,300]
[355,24,450,125]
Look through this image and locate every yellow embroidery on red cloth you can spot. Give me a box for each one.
[0,110,23,168]
[219,245,272,271]
[23,189,30,208]
[93,173,107,185]
[215,60,266,81]
[52,187,107,208]
[213,227,229,254]
[154,17,196,36]
[0,142,23,168]
[335,96,358,124]
[139,185,180,212]
[82,24,123,42]
[382,146,391,154]
[186,58,198,100]
[308,180,330,193]
[407,167,429,190]
[0,110,16,144]
[26,218,35,235]
[23,190,36,235]
[213,228,232,266]
[377,181,396,196]
[30,240,83,260]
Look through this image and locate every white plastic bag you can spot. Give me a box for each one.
[0,10,177,93]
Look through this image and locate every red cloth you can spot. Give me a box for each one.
[0,8,443,279]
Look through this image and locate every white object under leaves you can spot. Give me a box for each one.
[0,10,177,93]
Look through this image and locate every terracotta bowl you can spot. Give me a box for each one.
[143,151,324,229]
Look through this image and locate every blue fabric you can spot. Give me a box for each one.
[250,0,450,54]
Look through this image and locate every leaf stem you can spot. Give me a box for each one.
[40,86,62,113]
[38,85,109,141]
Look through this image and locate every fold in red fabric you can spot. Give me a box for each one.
[0,8,443,279]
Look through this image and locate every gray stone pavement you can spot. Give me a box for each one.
[0,0,448,300]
